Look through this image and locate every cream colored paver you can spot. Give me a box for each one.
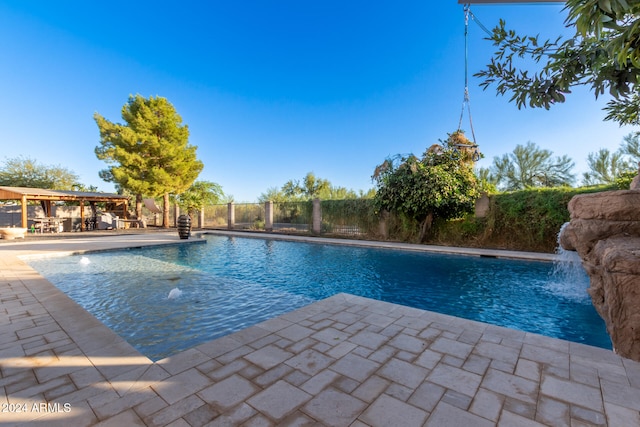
[243,345,294,370]
[427,363,483,397]
[498,410,548,427]
[330,352,380,382]
[197,374,259,411]
[2,232,640,426]
[360,393,428,427]
[299,369,340,395]
[284,349,334,376]
[156,348,211,376]
[535,395,570,426]
[469,388,504,422]
[604,401,640,426]
[600,379,640,411]
[377,358,429,390]
[302,388,367,425]
[152,368,212,405]
[482,368,539,405]
[143,394,205,426]
[246,380,311,421]
[541,374,603,411]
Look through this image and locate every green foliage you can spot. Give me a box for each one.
[372,131,480,242]
[490,188,574,249]
[71,183,99,192]
[614,169,637,189]
[175,180,224,215]
[233,203,265,229]
[273,201,313,227]
[620,131,640,164]
[259,172,370,203]
[583,148,632,185]
[320,199,379,236]
[95,95,203,226]
[430,185,619,252]
[0,156,80,190]
[476,0,640,125]
[475,167,498,194]
[258,187,289,204]
[282,172,331,200]
[582,132,640,186]
[490,142,575,190]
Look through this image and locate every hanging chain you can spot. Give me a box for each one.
[458,4,478,148]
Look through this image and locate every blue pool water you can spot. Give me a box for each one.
[27,235,611,360]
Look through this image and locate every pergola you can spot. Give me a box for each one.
[0,186,129,230]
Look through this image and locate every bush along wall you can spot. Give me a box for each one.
[427,185,619,253]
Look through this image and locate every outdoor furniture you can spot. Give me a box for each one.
[0,227,27,239]
[31,218,62,233]
[84,217,97,231]
[116,218,146,229]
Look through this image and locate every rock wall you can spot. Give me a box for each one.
[560,190,640,361]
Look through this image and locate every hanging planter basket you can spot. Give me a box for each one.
[177,214,191,239]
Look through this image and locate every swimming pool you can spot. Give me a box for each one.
[27,234,610,360]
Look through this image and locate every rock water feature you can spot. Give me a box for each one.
[560,189,640,361]
[552,224,591,302]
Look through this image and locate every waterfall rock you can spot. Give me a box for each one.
[561,189,640,361]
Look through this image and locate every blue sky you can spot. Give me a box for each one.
[1,1,636,202]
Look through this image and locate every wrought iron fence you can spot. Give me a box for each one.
[203,204,228,228]
[320,199,378,237]
[272,201,312,232]
[199,199,383,238]
[233,203,265,230]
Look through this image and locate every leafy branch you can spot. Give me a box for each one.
[475,0,640,125]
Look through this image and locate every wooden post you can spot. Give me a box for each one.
[80,201,85,231]
[21,195,28,228]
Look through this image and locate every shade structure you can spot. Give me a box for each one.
[0,186,129,230]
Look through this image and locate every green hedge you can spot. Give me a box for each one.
[429,184,618,252]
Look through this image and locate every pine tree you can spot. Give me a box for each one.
[95,95,203,227]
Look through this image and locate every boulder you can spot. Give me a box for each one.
[561,219,640,255]
[561,189,640,361]
[586,238,640,361]
[568,190,640,221]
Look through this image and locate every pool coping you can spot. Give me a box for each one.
[1,231,639,426]
[199,230,559,262]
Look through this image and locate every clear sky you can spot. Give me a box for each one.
[1,1,637,202]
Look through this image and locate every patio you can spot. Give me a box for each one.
[1,232,639,426]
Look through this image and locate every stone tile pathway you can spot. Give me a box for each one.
[1,232,639,426]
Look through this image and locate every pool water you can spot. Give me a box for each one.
[27,235,611,361]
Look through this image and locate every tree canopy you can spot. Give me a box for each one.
[174,180,224,216]
[476,0,640,125]
[582,148,631,185]
[0,156,80,190]
[95,95,203,226]
[487,142,576,191]
[372,131,480,242]
[258,172,371,203]
[582,132,640,186]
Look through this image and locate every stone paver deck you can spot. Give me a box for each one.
[1,232,639,426]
